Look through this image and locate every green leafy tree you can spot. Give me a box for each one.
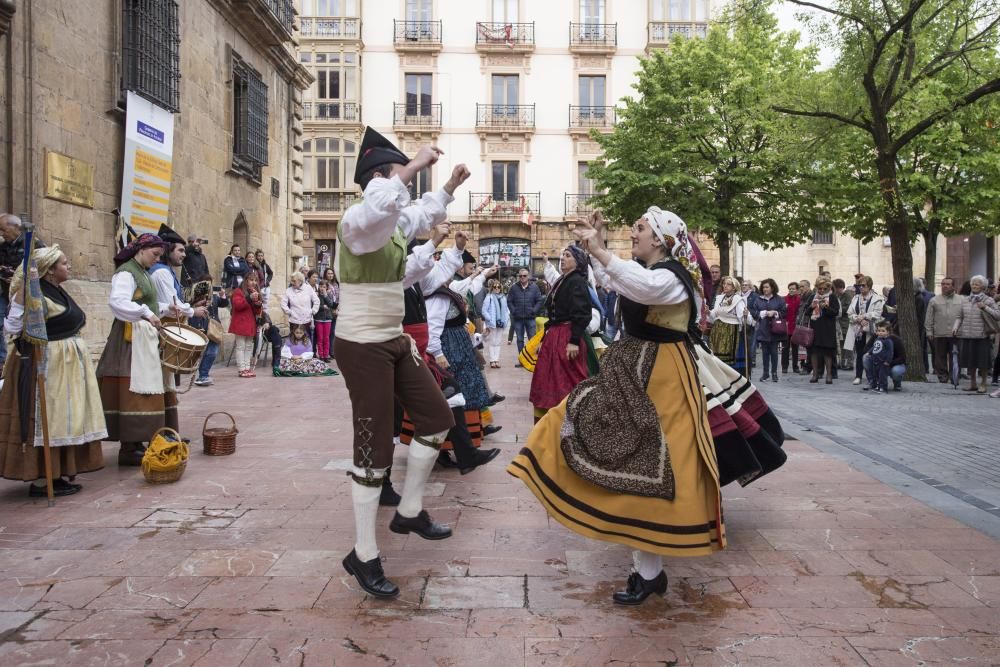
[756,0,1000,380]
[586,9,821,276]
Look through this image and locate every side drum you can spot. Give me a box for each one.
[160,323,208,374]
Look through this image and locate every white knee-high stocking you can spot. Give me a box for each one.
[635,550,664,581]
[351,479,382,562]
[398,430,447,518]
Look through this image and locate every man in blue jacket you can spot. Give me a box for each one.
[506,267,543,357]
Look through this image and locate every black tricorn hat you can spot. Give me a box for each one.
[354,127,409,185]
[157,223,185,246]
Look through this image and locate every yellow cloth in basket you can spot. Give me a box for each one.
[141,432,189,475]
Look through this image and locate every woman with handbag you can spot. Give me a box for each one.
[482,279,510,368]
[808,276,841,384]
[847,274,885,385]
[708,276,751,371]
[750,278,787,383]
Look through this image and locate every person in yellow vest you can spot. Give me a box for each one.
[335,127,470,599]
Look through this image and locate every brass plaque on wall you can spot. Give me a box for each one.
[44,150,95,208]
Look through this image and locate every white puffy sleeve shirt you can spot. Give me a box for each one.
[339,176,454,254]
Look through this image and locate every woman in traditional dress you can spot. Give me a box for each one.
[96,234,174,466]
[510,207,785,606]
[708,276,750,369]
[528,246,596,421]
[1,246,107,496]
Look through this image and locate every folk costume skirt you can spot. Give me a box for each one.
[96,320,178,443]
[708,321,739,364]
[509,340,725,557]
[0,339,105,481]
[440,325,491,410]
[528,322,596,414]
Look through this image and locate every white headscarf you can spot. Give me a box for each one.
[641,207,705,306]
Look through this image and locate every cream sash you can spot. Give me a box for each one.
[129,320,166,395]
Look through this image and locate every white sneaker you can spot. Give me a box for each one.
[852,378,862,386]
[193,377,213,386]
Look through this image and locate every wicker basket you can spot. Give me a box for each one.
[142,427,188,484]
[203,411,238,456]
[144,460,187,484]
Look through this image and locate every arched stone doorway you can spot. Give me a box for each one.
[233,211,250,253]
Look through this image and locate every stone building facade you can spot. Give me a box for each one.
[0,0,311,351]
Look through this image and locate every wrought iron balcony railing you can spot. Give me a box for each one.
[648,21,708,44]
[299,17,360,38]
[569,105,616,129]
[393,103,442,127]
[394,20,442,45]
[565,194,598,217]
[263,0,295,34]
[569,22,617,47]
[475,103,535,129]
[302,191,360,213]
[469,193,540,219]
[302,101,360,122]
[475,22,534,47]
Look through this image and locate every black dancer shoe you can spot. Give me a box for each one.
[389,510,452,540]
[489,393,506,405]
[612,571,668,606]
[460,448,501,475]
[483,425,502,437]
[379,482,401,507]
[436,451,457,469]
[342,549,399,599]
[117,442,146,467]
[28,478,82,498]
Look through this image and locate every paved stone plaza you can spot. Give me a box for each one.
[0,347,998,666]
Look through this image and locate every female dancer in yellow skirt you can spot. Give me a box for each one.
[508,207,724,606]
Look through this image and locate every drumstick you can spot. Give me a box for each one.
[171,297,183,335]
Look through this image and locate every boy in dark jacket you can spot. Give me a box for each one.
[863,321,894,393]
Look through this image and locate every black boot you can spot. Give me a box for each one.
[612,571,668,606]
[379,467,401,507]
[342,549,399,599]
[483,424,502,437]
[389,510,452,540]
[117,442,145,466]
[448,407,500,475]
[460,448,501,475]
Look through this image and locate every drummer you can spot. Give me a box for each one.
[96,234,176,466]
[149,224,209,323]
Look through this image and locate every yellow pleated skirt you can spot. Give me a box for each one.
[508,341,726,556]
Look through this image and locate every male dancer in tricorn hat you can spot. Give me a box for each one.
[335,127,471,598]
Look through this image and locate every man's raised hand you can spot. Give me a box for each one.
[444,164,471,196]
[430,221,451,247]
[414,145,444,169]
[455,230,469,251]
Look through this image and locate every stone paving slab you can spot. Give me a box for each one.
[1,345,998,665]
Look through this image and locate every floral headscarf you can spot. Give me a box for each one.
[642,206,705,307]
[113,233,167,267]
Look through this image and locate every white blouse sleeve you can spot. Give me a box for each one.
[425,296,450,358]
[417,245,464,294]
[543,261,560,285]
[109,272,154,322]
[403,239,437,289]
[339,176,454,255]
[600,255,688,306]
[150,269,192,317]
[3,300,24,335]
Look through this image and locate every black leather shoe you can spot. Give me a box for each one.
[612,571,668,606]
[389,510,452,540]
[28,478,82,498]
[436,451,457,469]
[342,549,399,599]
[460,448,501,475]
[483,425,502,437]
[117,442,145,467]
[489,393,506,404]
[379,482,401,507]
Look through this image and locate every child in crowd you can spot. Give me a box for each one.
[276,323,337,377]
[229,272,263,378]
[864,321,894,393]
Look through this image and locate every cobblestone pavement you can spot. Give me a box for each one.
[754,365,1000,540]
[1,346,998,665]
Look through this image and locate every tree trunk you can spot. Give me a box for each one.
[877,156,924,382]
[921,218,941,290]
[716,231,731,277]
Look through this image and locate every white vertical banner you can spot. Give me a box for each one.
[120,91,176,236]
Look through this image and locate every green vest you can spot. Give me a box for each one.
[115,259,158,312]
[336,225,406,284]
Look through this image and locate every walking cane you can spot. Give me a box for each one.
[34,345,56,507]
[742,319,751,381]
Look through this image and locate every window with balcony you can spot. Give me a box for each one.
[580,0,605,24]
[579,76,606,109]
[492,161,519,201]
[231,51,268,182]
[405,73,433,116]
[493,0,518,22]
[408,167,431,200]
[492,74,519,115]
[300,0,357,15]
[649,0,709,42]
[303,137,357,190]
[578,162,595,196]
[120,0,181,112]
[304,51,359,121]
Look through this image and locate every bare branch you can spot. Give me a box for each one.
[890,77,1000,154]
[773,105,873,133]
[782,0,875,37]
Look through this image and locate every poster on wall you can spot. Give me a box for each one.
[479,238,531,268]
[120,91,176,236]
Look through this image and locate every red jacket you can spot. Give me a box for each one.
[785,294,801,336]
[229,287,262,337]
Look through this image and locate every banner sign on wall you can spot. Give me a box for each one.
[120,91,176,235]
[479,238,531,268]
